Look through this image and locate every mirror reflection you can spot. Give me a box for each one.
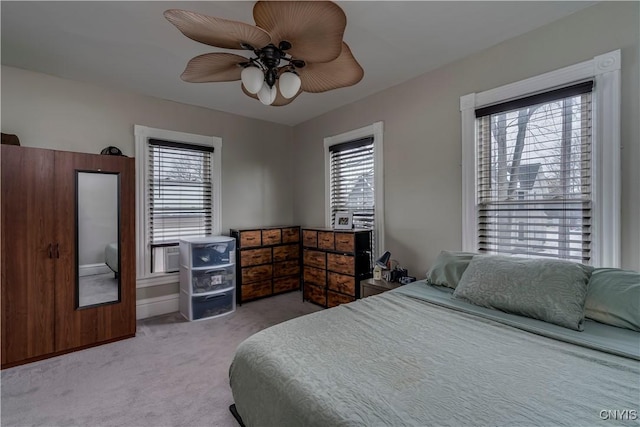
[77,171,120,308]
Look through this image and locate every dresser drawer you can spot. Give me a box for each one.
[240,248,272,266]
[334,233,355,253]
[239,230,261,248]
[242,280,272,300]
[317,231,334,250]
[302,230,317,248]
[304,283,326,306]
[303,249,326,269]
[327,272,356,296]
[262,229,282,246]
[273,244,299,262]
[327,253,355,275]
[327,290,355,308]
[241,264,272,284]
[273,260,300,277]
[274,276,300,293]
[303,266,326,286]
[282,227,300,243]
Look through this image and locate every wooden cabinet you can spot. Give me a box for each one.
[1,145,136,368]
[230,226,301,303]
[301,228,372,308]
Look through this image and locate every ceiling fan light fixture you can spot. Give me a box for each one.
[257,82,276,105]
[165,2,363,107]
[279,71,301,99]
[241,66,264,94]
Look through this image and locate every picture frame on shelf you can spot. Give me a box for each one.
[334,211,353,229]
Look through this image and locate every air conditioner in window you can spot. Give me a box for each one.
[164,247,180,273]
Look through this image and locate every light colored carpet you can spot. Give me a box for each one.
[1,291,322,427]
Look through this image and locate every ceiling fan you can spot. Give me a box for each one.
[164,1,364,106]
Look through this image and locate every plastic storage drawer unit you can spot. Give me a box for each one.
[179,236,237,321]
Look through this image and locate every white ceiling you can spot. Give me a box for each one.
[1,1,597,126]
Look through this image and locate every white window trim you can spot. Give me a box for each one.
[323,121,385,256]
[460,49,621,267]
[134,125,222,286]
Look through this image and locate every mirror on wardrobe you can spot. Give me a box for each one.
[76,171,121,308]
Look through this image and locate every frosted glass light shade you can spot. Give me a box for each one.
[241,66,264,94]
[257,82,276,105]
[279,72,301,99]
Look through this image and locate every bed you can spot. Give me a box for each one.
[229,279,640,426]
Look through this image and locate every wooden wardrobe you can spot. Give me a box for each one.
[1,145,136,368]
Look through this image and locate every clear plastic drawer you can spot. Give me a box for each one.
[191,240,235,268]
[191,266,235,294]
[191,291,234,320]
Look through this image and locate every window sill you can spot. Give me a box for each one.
[136,273,179,289]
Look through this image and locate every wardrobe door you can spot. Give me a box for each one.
[53,151,136,352]
[1,145,56,367]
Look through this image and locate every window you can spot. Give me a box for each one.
[135,126,222,284]
[460,50,621,267]
[329,137,374,228]
[324,122,384,257]
[475,82,593,262]
[148,140,213,243]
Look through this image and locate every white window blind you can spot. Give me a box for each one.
[148,139,214,245]
[329,137,375,233]
[475,81,593,263]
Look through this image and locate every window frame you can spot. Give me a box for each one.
[324,122,385,256]
[460,50,621,267]
[134,125,222,286]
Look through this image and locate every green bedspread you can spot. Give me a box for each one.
[229,284,640,426]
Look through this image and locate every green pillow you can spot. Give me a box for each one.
[453,255,591,331]
[426,250,477,289]
[584,268,640,331]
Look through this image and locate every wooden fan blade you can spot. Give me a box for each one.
[164,9,271,50]
[181,53,248,83]
[253,1,346,63]
[299,43,363,93]
[241,82,302,106]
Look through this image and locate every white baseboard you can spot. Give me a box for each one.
[136,293,179,320]
[79,263,112,277]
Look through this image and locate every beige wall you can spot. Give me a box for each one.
[292,1,640,274]
[1,66,294,299]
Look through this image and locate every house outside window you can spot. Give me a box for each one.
[460,50,621,267]
[324,122,384,258]
[134,126,222,285]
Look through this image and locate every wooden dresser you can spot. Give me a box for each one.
[230,226,301,303]
[301,228,372,308]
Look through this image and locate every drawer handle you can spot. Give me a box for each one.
[204,293,226,300]
[203,269,223,274]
